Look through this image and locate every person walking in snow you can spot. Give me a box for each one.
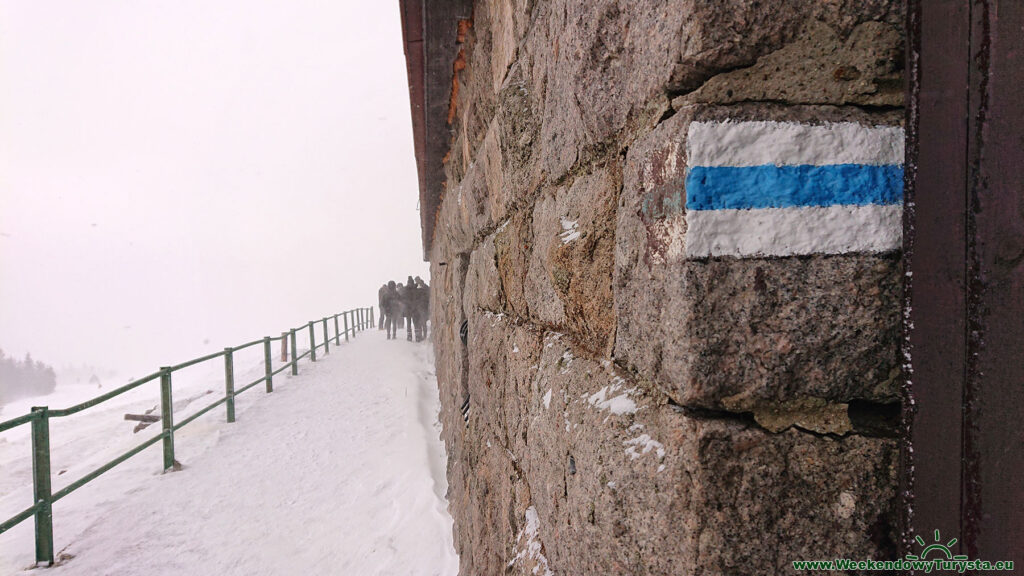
[413,276,430,341]
[377,283,387,331]
[382,281,400,339]
[394,282,407,331]
[403,276,416,341]
[395,280,404,331]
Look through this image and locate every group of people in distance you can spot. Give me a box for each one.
[379,276,430,342]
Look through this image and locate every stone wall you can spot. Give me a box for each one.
[428,2,905,574]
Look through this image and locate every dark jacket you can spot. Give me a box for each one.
[382,286,400,315]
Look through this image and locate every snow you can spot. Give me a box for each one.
[558,351,574,374]
[0,331,458,576]
[558,218,580,244]
[623,434,666,461]
[508,506,553,576]
[587,378,638,416]
[542,389,552,410]
[627,425,669,470]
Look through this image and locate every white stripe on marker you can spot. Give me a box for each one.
[685,204,903,258]
[687,121,904,168]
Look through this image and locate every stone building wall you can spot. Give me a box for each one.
[427,2,905,574]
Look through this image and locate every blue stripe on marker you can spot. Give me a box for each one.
[685,164,904,211]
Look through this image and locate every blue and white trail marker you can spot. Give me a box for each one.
[684,121,905,258]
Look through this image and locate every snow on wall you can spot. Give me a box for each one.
[559,218,580,244]
[587,376,638,416]
[508,506,554,576]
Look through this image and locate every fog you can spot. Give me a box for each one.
[0,2,428,380]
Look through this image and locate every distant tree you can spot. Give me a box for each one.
[0,348,58,405]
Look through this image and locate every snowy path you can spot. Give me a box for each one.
[0,331,458,576]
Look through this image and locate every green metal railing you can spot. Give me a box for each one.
[0,306,376,567]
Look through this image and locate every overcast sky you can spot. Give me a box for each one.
[0,1,429,378]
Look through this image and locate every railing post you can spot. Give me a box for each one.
[344,311,350,342]
[159,367,176,472]
[264,337,273,393]
[370,306,376,328]
[223,348,235,423]
[350,310,357,339]
[30,407,54,566]
[308,321,317,362]
[334,314,341,345]
[322,318,330,355]
[290,329,298,375]
[280,331,288,362]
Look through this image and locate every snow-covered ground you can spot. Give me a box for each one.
[0,330,458,576]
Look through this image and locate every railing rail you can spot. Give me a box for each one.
[49,370,164,418]
[0,306,375,567]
